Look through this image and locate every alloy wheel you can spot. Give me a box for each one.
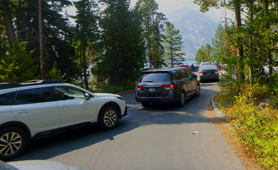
[103,109,117,127]
[0,132,22,156]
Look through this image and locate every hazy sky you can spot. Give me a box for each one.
[129,0,234,23]
[65,0,234,24]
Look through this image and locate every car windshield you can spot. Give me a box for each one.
[200,65,216,70]
[139,73,171,82]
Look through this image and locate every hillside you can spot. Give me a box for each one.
[167,6,219,61]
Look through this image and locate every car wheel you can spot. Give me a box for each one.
[0,127,27,161]
[196,84,201,96]
[99,106,118,130]
[177,91,186,107]
[141,102,150,107]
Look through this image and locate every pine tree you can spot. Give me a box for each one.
[162,22,185,67]
[136,0,165,68]
[97,0,145,86]
[72,0,99,89]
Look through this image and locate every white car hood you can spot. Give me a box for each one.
[8,160,83,170]
[93,93,119,97]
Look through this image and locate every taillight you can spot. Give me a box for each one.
[152,71,157,73]
[161,84,175,90]
[199,71,204,75]
[214,70,219,73]
[135,85,143,90]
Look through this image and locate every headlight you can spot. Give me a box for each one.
[117,96,124,100]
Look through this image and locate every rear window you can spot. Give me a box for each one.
[200,65,216,70]
[139,73,171,82]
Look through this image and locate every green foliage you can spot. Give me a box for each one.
[195,43,213,64]
[162,22,185,67]
[225,93,278,169]
[48,63,66,82]
[136,0,166,68]
[96,0,145,86]
[0,41,39,82]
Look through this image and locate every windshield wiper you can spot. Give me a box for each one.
[143,81,153,83]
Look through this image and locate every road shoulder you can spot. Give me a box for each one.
[207,95,262,170]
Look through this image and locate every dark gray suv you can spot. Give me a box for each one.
[135,67,200,107]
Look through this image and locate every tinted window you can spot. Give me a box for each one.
[0,92,16,105]
[139,73,171,82]
[200,65,216,70]
[14,87,53,105]
[185,70,192,77]
[180,70,189,78]
[174,72,182,80]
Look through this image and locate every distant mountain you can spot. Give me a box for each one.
[166,6,219,62]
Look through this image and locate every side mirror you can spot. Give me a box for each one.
[85,93,90,100]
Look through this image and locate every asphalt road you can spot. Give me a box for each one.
[13,82,245,170]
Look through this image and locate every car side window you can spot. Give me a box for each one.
[174,72,182,80]
[53,86,85,100]
[14,87,54,105]
[186,70,192,77]
[0,92,16,105]
[181,70,189,78]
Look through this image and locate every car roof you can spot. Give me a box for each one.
[0,80,64,90]
[140,67,186,74]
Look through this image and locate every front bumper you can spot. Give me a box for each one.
[120,106,127,119]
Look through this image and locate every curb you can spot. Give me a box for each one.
[211,94,225,120]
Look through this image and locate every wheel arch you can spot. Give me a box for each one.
[0,121,31,142]
[97,102,121,123]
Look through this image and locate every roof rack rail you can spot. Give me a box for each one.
[22,80,64,84]
[0,80,64,90]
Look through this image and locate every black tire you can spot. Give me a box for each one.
[177,91,186,107]
[196,84,201,96]
[99,106,118,130]
[0,127,27,161]
[141,102,150,107]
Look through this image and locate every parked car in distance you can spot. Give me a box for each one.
[178,64,191,71]
[200,62,211,66]
[1,160,84,170]
[135,67,200,107]
[197,65,219,82]
[0,80,127,161]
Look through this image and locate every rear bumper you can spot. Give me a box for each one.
[135,92,176,104]
[199,75,219,81]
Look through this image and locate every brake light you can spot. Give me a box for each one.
[135,85,143,90]
[214,70,219,73]
[152,71,157,73]
[199,71,204,75]
[161,84,175,90]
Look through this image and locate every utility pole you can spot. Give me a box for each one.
[39,0,44,79]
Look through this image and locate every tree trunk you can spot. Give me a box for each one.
[248,0,253,87]
[234,0,244,85]
[1,1,15,46]
[265,0,272,82]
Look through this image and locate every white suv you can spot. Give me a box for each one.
[0,80,127,161]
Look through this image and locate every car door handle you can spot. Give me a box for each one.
[17,110,29,114]
[60,105,69,109]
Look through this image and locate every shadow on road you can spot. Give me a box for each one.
[13,82,221,162]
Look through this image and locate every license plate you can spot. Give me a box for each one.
[207,72,211,75]
[149,88,156,92]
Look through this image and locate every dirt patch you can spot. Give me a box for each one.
[206,110,262,170]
